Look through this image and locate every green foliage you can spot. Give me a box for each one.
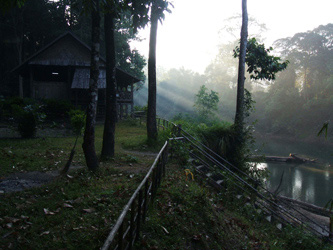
[0,97,34,120]
[276,226,330,250]
[244,88,255,118]
[234,37,289,81]
[194,85,219,119]
[43,99,74,121]
[195,122,235,160]
[0,0,26,13]
[15,104,45,138]
[134,105,148,116]
[68,109,86,136]
[170,139,190,166]
[250,24,333,138]
[0,166,144,250]
[120,154,138,163]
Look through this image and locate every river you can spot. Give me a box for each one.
[253,136,332,207]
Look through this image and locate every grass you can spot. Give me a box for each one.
[1,120,332,249]
[0,120,165,175]
[1,167,148,249]
[138,165,333,250]
[0,120,163,249]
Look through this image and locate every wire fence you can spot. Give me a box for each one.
[101,116,332,249]
[176,126,333,242]
[101,141,169,250]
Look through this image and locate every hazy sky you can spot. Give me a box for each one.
[130,0,333,74]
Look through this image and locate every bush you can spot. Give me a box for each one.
[195,122,235,161]
[0,97,41,120]
[16,104,45,138]
[17,111,37,138]
[43,99,73,120]
[68,109,85,135]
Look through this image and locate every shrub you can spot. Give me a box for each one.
[17,111,37,138]
[16,104,45,138]
[43,99,73,120]
[195,122,235,161]
[68,109,86,135]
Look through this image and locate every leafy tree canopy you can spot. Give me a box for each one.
[194,85,219,119]
[233,37,289,81]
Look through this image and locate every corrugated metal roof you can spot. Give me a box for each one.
[72,68,106,89]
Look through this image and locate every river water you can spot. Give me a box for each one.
[254,137,332,207]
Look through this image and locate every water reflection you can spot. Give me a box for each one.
[254,137,332,207]
[259,162,333,207]
[305,177,314,204]
[325,170,330,181]
[292,169,302,200]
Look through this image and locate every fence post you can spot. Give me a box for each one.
[152,169,157,199]
[136,189,143,242]
[143,181,149,223]
[129,201,136,250]
[164,142,169,176]
[157,159,162,186]
[118,222,124,250]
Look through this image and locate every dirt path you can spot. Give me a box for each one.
[0,166,85,194]
[0,170,59,193]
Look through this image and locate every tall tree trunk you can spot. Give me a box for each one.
[234,0,248,134]
[232,0,248,169]
[11,7,24,97]
[82,0,100,171]
[147,4,158,141]
[101,10,117,159]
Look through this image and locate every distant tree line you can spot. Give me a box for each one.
[251,23,333,138]
[135,23,333,140]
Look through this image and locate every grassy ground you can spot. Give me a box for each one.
[0,119,161,176]
[138,165,333,250]
[1,120,332,249]
[0,120,165,249]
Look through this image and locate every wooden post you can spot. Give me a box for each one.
[118,222,124,250]
[67,66,71,100]
[19,76,23,98]
[162,144,168,177]
[131,83,134,118]
[136,190,143,241]
[143,181,149,223]
[29,66,34,98]
[129,201,135,249]
[152,169,156,199]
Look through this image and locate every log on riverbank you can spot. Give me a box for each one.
[249,154,317,163]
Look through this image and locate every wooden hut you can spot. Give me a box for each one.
[12,32,141,118]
